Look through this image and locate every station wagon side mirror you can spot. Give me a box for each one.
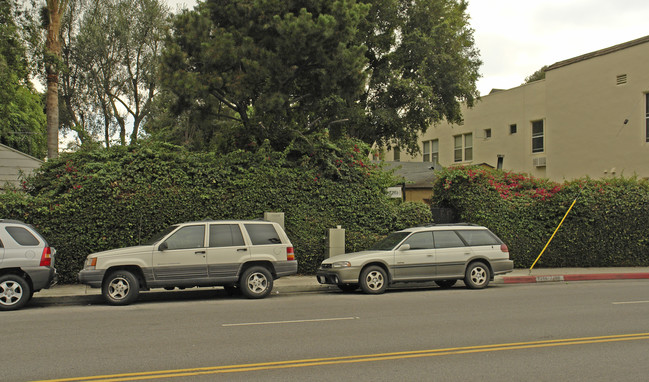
[398,244,410,251]
[158,242,168,251]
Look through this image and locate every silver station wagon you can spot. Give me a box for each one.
[316,224,513,294]
[79,220,297,305]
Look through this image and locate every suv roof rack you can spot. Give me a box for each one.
[424,223,481,227]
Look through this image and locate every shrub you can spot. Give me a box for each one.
[1,140,431,282]
[432,166,649,268]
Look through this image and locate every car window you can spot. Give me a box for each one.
[368,232,410,250]
[4,226,40,246]
[144,225,178,245]
[456,230,500,246]
[244,224,282,245]
[433,231,465,248]
[402,232,434,250]
[163,225,205,250]
[209,224,245,247]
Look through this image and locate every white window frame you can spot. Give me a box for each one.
[645,93,649,143]
[453,133,472,162]
[532,120,544,153]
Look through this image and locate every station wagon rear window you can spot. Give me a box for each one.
[456,230,501,246]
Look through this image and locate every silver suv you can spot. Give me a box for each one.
[0,219,57,311]
[79,220,298,305]
[316,224,513,294]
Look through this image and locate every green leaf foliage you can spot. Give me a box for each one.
[432,166,649,268]
[0,139,431,282]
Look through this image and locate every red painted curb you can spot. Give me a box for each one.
[502,273,649,284]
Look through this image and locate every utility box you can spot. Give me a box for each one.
[327,225,345,258]
[264,212,285,230]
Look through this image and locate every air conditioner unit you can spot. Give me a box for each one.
[533,157,547,167]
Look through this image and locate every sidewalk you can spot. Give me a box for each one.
[33,267,649,302]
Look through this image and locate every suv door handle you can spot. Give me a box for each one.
[237,248,248,252]
[195,250,206,254]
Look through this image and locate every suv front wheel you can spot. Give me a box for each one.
[0,274,31,311]
[240,266,273,299]
[102,270,140,305]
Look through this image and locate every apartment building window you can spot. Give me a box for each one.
[423,140,439,164]
[646,93,649,142]
[454,133,473,162]
[532,120,544,153]
[510,124,517,134]
[484,129,492,139]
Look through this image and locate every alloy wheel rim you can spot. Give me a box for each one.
[366,271,384,290]
[247,273,268,293]
[108,278,130,300]
[471,267,487,285]
[0,281,23,306]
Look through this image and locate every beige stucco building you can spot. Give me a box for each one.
[395,35,649,184]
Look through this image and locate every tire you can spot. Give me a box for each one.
[337,284,358,293]
[0,275,31,311]
[464,262,490,289]
[359,266,388,294]
[102,270,140,305]
[435,279,457,289]
[240,266,273,299]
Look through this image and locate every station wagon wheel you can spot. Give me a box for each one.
[464,262,490,289]
[0,275,31,311]
[240,266,273,299]
[102,270,140,305]
[435,280,457,289]
[359,266,387,294]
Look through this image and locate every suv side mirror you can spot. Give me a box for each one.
[398,244,410,251]
[158,242,168,251]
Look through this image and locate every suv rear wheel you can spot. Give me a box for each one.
[102,270,140,305]
[240,266,273,299]
[0,275,31,311]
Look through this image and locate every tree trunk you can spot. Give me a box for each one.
[45,1,66,159]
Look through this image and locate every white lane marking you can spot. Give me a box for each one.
[223,316,360,327]
[612,300,649,305]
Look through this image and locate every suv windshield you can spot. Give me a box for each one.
[144,225,179,245]
[368,232,410,251]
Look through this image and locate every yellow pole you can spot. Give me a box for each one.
[529,197,578,273]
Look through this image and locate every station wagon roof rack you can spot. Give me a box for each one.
[424,223,481,227]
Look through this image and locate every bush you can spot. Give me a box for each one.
[1,140,431,282]
[432,166,649,268]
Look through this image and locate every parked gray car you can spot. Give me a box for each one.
[316,224,513,294]
[0,219,57,311]
[79,220,298,305]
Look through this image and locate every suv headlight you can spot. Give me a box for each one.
[332,261,351,268]
[85,257,97,269]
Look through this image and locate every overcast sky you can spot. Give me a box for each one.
[165,0,649,96]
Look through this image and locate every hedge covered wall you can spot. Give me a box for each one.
[0,140,431,283]
[432,166,649,268]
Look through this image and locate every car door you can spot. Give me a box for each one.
[153,224,208,281]
[433,230,471,278]
[205,223,249,282]
[393,231,436,280]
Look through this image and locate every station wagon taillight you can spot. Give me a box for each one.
[40,247,52,267]
[500,244,509,253]
[287,246,295,261]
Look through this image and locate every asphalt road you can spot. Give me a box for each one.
[5,280,649,381]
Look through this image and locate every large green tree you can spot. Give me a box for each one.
[154,0,371,152]
[154,0,481,154]
[0,0,46,158]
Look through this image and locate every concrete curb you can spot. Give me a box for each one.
[502,272,649,284]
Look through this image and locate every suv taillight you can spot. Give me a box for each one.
[40,247,52,267]
[287,247,295,261]
[500,244,509,253]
